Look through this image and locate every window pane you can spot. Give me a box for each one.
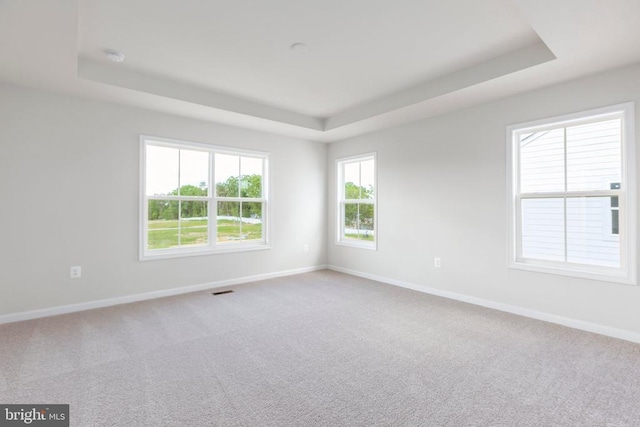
[519,128,565,193]
[242,202,263,241]
[241,156,263,176]
[180,201,208,247]
[147,200,179,249]
[566,119,621,191]
[217,201,241,242]
[146,145,179,196]
[240,157,263,198]
[567,197,620,267]
[358,203,375,240]
[521,198,565,261]
[240,157,263,196]
[612,209,619,235]
[344,203,358,240]
[360,159,375,199]
[343,203,375,241]
[215,154,239,197]
[179,149,209,196]
[343,160,376,200]
[344,162,360,198]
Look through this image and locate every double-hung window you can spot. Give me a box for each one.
[507,103,636,284]
[140,136,268,260]
[337,154,377,249]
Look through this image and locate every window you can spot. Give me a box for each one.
[140,136,268,260]
[337,154,377,249]
[507,103,636,284]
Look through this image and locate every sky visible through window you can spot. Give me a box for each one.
[146,145,261,196]
[343,159,375,196]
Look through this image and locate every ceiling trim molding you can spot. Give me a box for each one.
[325,41,556,130]
[77,58,324,131]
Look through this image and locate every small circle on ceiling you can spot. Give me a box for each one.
[290,43,309,53]
[105,49,125,62]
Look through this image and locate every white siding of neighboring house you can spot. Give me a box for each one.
[520,119,621,268]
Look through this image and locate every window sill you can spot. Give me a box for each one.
[509,259,636,285]
[336,240,377,251]
[140,243,271,261]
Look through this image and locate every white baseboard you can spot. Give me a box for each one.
[328,265,640,345]
[0,265,328,325]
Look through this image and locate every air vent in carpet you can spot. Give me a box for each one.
[212,290,234,296]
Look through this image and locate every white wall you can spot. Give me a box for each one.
[0,83,327,317]
[328,63,640,336]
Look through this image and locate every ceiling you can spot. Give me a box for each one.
[1,0,640,143]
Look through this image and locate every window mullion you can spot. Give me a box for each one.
[514,133,522,262]
[210,152,215,248]
[344,198,374,204]
[339,200,344,240]
[519,190,621,199]
[217,197,264,202]
[563,126,568,263]
[178,200,182,247]
[563,197,568,263]
[147,196,210,201]
[358,162,362,199]
[177,147,183,251]
[356,203,361,239]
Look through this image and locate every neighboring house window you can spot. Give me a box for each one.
[140,136,268,260]
[337,154,377,249]
[610,182,620,236]
[507,103,636,284]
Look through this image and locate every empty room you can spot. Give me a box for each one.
[2,0,640,425]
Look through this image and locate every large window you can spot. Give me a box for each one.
[140,136,268,260]
[337,154,377,249]
[507,103,636,284]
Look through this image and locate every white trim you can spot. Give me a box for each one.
[140,244,272,261]
[335,239,378,251]
[327,265,640,345]
[0,265,328,325]
[621,103,637,284]
[507,104,630,134]
[141,134,270,157]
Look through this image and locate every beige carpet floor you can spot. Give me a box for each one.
[2,270,640,426]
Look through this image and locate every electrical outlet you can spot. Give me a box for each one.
[303,244,309,253]
[434,257,441,268]
[70,266,82,279]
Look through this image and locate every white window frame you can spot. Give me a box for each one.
[140,135,270,261]
[336,153,377,250]
[600,179,620,241]
[506,102,636,284]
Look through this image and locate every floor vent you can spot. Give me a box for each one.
[212,290,234,296]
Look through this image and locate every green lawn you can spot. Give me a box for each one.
[148,219,208,229]
[345,233,375,241]
[148,219,262,249]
